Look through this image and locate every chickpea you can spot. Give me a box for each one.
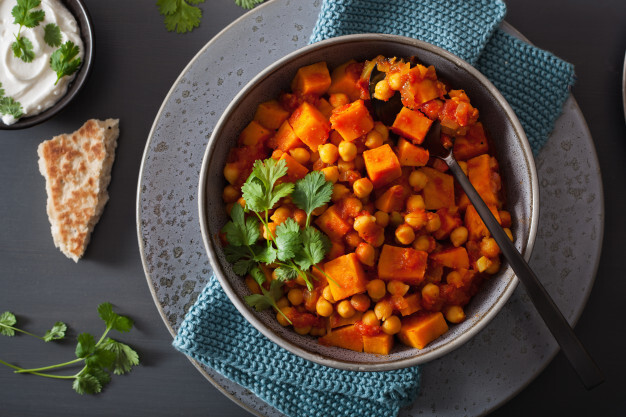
[362,310,380,327]
[374,300,393,321]
[387,280,409,296]
[271,206,292,225]
[245,275,262,295]
[223,163,239,185]
[365,130,384,149]
[425,213,441,233]
[289,147,310,165]
[262,222,277,240]
[345,231,363,248]
[504,227,514,241]
[342,197,363,217]
[499,210,512,228]
[366,279,386,301]
[331,183,351,202]
[336,300,356,318]
[318,143,339,164]
[450,226,469,247]
[293,208,307,226]
[353,178,373,199]
[382,315,401,335]
[444,305,466,324]
[374,79,394,101]
[480,237,500,258]
[236,196,246,208]
[295,273,307,287]
[321,166,339,183]
[222,185,240,203]
[485,257,501,274]
[408,170,428,191]
[476,256,493,273]
[276,296,290,309]
[373,121,389,142]
[387,72,403,90]
[294,325,312,335]
[277,307,294,326]
[406,195,426,212]
[309,150,320,163]
[395,224,415,245]
[287,288,304,306]
[316,297,334,317]
[374,211,389,227]
[404,210,427,229]
[353,215,376,233]
[329,93,350,108]
[322,285,335,302]
[337,159,356,172]
[412,235,432,252]
[350,293,371,312]
[355,242,375,266]
[458,161,469,176]
[390,211,404,227]
[446,270,463,287]
[421,283,440,300]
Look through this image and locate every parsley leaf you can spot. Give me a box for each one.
[100,338,140,375]
[49,41,81,85]
[43,321,67,342]
[11,36,35,63]
[241,158,293,213]
[221,203,260,247]
[292,171,333,226]
[274,218,302,261]
[0,311,17,337]
[235,0,266,9]
[43,23,62,47]
[158,0,204,34]
[12,0,45,29]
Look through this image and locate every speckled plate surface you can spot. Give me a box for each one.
[136,0,603,416]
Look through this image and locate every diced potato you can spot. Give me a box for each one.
[289,102,331,150]
[279,153,309,182]
[271,120,304,151]
[397,138,429,166]
[378,245,428,284]
[238,120,274,146]
[363,332,394,355]
[362,144,402,188]
[467,154,501,207]
[324,253,368,301]
[329,311,363,329]
[465,204,501,241]
[432,208,462,240]
[316,98,334,119]
[319,324,363,352]
[399,293,422,316]
[419,167,455,210]
[452,122,489,161]
[330,99,374,142]
[391,107,433,144]
[328,59,363,101]
[398,312,449,349]
[315,205,352,242]
[291,61,332,97]
[430,247,470,270]
[375,185,407,213]
[253,100,290,130]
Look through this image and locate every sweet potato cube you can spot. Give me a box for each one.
[363,332,394,355]
[253,100,290,130]
[375,185,407,213]
[430,247,470,270]
[465,204,501,241]
[432,208,462,240]
[467,154,501,207]
[324,253,368,301]
[399,312,449,349]
[238,120,274,146]
[453,122,489,161]
[391,107,433,145]
[271,120,303,151]
[279,153,309,182]
[399,293,422,316]
[400,65,443,108]
[289,102,331,150]
[378,245,428,284]
[419,167,455,210]
[319,324,363,352]
[397,138,429,166]
[363,144,402,188]
[330,99,374,142]
[316,98,334,119]
[329,311,363,329]
[291,61,331,97]
[315,205,352,242]
[328,59,362,101]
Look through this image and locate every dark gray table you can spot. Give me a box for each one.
[1,0,624,415]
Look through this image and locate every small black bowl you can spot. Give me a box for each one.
[0,0,94,130]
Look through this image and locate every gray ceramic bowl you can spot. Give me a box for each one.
[0,0,94,130]
[199,34,539,371]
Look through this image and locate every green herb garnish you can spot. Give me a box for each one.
[0,95,24,120]
[235,0,266,9]
[0,303,139,395]
[11,0,45,62]
[157,0,205,34]
[49,40,81,85]
[43,22,62,47]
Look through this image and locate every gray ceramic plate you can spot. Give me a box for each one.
[198,34,538,371]
[137,0,603,415]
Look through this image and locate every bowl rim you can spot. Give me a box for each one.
[198,33,539,371]
[0,0,95,130]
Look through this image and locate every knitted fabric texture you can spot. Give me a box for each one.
[310,0,575,154]
[174,276,421,417]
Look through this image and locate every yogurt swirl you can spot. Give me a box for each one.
[0,0,83,125]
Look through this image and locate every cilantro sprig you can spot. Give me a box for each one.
[0,82,24,120]
[11,0,45,63]
[50,41,81,85]
[222,158,334,317]
[0,303,139,395]
[43,23,62,47]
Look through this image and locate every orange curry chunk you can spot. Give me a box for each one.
[362,144,402,188]
[315,205,352,241]
[467,154,501,208]
[465,204,501,241]
[289,102,331,150]
[238,120,274,147]
[328,59,363,101]
[430,247,470,270]
[278,153,309,182]
[253,100,290,130]
[271,120,303,151]
[319,324,363,352]
[330,99,374,142]
[375,184,408,213]
[291,61,332,97]
[391,107,433,145]
[452,122,489,161]
[363,332,394,355]
[400,64,445,108]
[378,245,428,284]
[398,312,449,349]
[419,167,455,210]
[324,253,368,301]
[397,138,429,166]
[399,293,422,316]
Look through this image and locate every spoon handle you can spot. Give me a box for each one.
[445,156,604,390]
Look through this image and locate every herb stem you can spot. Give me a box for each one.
[0,324,44,340]
[14,358,84,374]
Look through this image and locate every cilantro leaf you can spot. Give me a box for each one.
[241,159,293,213]
[250,266,266,286]
[274,218,302,261]
[294,226,330,271]
[0,82,5,97]
[85,348,116,370]
[273,265,299,282]
[244,280,283,312]
[235,0,266,9]
[253,245,277,264]
[156,0,178,15]
[43,321,67,342]
[75,333,97,359]
[97,303,133,333]
[0,96,23,119]
[292,171,333,225]
[73,373,101,395]
[221,203,260,247]
[100,338,140,375]
[0,311,17,337]
[12,0,45,28]
[84,366,111,388]
[49,41,81,85]
[160,0,203,34]
[232,257,257,276]
[43,23,62,47]
[11,36,35,63]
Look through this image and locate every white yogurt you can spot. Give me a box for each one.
[0,0,84,125]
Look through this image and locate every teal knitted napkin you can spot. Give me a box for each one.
[310,0,576,155]
[174,2,576,417]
